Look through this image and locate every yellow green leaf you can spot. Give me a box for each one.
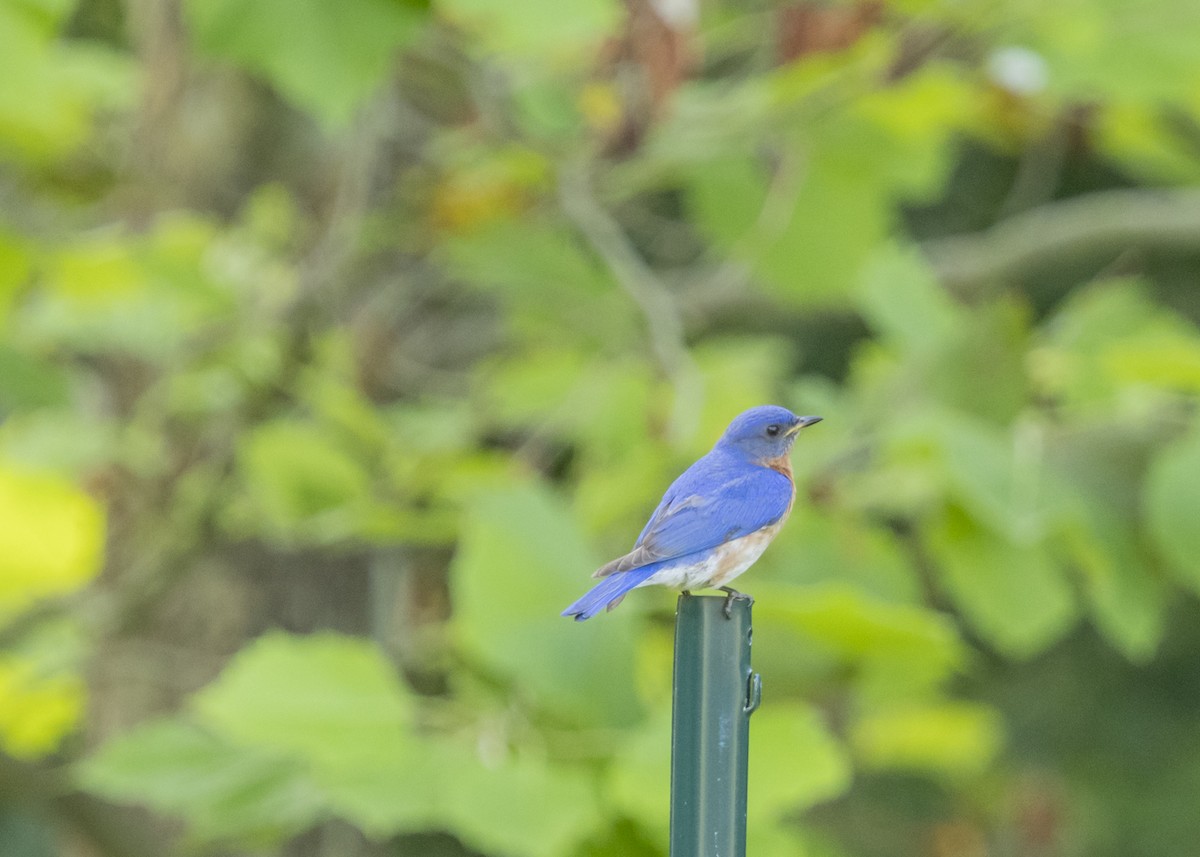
[0,656,84,758]
[852,702,1002,777]
[0,464,104,614]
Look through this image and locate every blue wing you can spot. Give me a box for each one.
[594,453,793,577]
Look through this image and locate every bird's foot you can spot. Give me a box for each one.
[718,586,753,619]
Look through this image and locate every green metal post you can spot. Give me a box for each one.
[670,593,761,857]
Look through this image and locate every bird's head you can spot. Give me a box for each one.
[716,405,822,462]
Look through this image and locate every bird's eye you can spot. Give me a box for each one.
[765,424,781,437]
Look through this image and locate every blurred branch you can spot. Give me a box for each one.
[924,188,1200,292]
[100,95,413,639]
[558,161,703,440]
[297,92,395,306]
[995,113,1073,219]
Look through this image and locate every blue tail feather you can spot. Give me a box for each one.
[562,565,660,621]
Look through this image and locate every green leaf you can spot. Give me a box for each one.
[235,420,373,540]
[606,703,671,839]
[754,582,965,699]
[857,242,962,355]
[386,400,478,455]
[1098,103,1200,183]
[1019,0,1200,105]
[312,733,601,850]
[850,64,973,198]
[851,299,1030,427]
[1145,426,1200,594]
[690,66,966,307]
[77,719,323,846]
[917,413,1060,542]
[433,740,601,857]
[1034,278,1198,413]
[690,337,793,457]
[1061,495,1165,661]
[0,346,69,409]
[442,217,615,294]
[934,416,1027,534]
[476,346,591,428]
[0,642,84,759]
[27,222,236,361]
[927,300,1031,424]
[183,0,425,125]
[1044,420,1164,658]
[748,704,851,822]
[312,742,441,836]
[1105,332,1200,393]
[193,632,412,764]
[745,826,813,857]
[452,484,643,727]
[91,646,601,849]
[851,702,1002,777]
[688,150,887,305]
[0,4,134,161]
[762,506,923,603]
[926,507,1076,658]
[0,231,32,321]
[575,443,675,545]
[0,411,118,476]
[438,0,620,60]
[191,632,432,836]
[476,349,657,454]
[443,218,633,347]
[685,155,767,257]
[9,0,77,28]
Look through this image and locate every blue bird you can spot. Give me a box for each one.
[562,405,821,621]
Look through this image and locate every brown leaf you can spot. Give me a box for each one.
[598,0,699,156]
[776,1,882,64]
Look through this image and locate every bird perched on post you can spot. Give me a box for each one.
[562,405,821,621]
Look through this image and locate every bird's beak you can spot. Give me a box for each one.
[787,416,822,435]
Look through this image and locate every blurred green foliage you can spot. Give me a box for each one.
[1,0,1200,855]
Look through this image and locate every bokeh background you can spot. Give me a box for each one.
[3,0,1200,855]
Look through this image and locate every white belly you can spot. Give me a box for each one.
[636,521,784,591]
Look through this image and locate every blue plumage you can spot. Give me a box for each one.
[563,405,821,620]
[634,458,792,560]
[559,564,661,621]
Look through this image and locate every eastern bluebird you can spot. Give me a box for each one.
[562,405,822,621]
